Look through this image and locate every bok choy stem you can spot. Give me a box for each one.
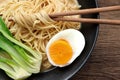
[0,17,42,80]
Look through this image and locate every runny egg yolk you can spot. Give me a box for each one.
[49,39,73,65]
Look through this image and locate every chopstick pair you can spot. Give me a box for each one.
[49,5,120,25]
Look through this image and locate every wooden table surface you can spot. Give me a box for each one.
[70,0,120,80]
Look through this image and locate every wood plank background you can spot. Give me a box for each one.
[70,0,120,80]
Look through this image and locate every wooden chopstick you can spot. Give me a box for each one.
[53,17,120,25]
[49,5,120,18]
[49,5,120,25]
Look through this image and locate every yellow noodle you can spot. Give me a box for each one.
[0,0,81,71]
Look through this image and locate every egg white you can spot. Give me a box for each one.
[46,29,85,67]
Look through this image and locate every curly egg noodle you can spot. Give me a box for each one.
[0,0,81,71]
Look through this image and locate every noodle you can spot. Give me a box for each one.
[0,0,81,71]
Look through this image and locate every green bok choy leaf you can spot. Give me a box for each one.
[0,17,42,80]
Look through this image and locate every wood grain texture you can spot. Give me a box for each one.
[70,0,120,80]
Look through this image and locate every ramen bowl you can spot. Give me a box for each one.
[0,0,99,80]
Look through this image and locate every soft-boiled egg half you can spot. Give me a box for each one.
[46,29,85,67]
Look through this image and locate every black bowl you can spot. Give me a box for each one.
[0,0,99,80]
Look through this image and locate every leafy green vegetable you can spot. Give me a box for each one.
[0,54,31,80]
[0,17,42,80]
